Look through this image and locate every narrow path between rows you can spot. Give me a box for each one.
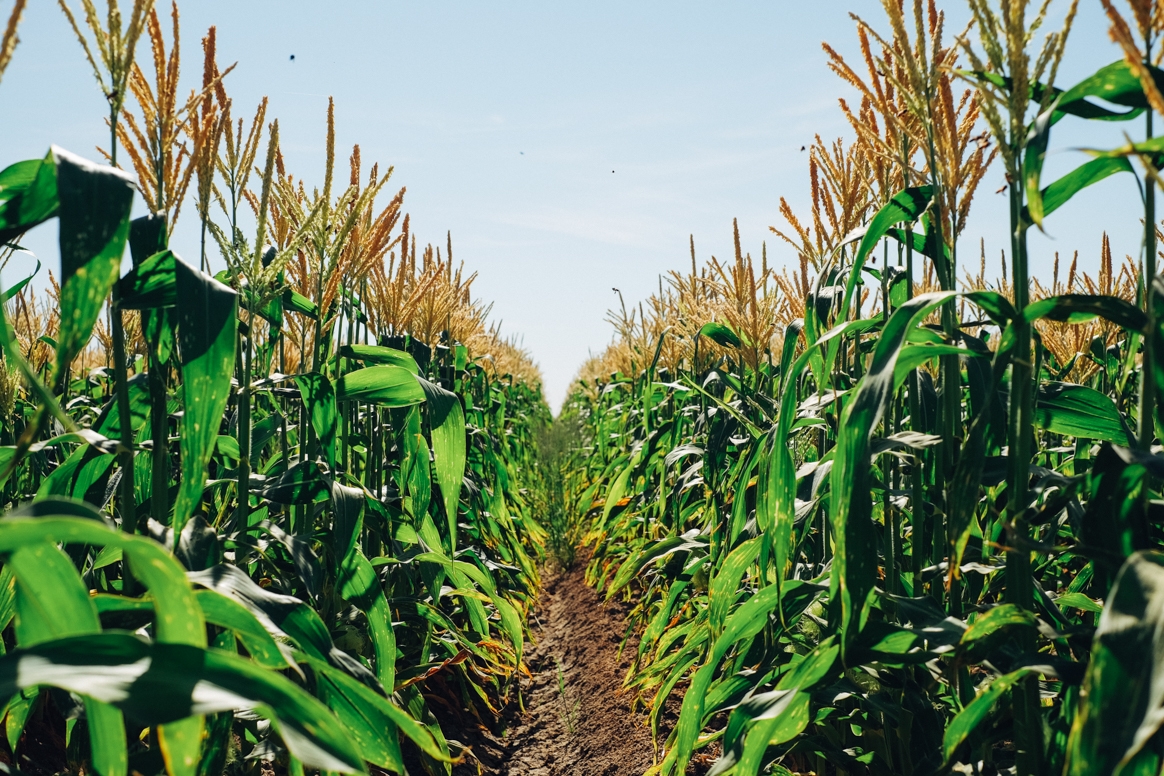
[458,561,660,776]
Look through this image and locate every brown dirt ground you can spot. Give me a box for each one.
[448,559,716,776]
[494,564,659,776]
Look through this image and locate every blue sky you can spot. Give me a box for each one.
[0,1,1149,409]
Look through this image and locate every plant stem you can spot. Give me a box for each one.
[147,340,168,528]
[108,108,137,542]
[1140,108,1156,449]
[237,306,254,530]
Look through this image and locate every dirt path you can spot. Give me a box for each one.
[487,563,660,776]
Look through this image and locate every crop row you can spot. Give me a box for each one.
[0,2,548,774]
[571,2,1164,775]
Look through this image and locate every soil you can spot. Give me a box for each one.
[450,560,683,776]
[495,564,657,776]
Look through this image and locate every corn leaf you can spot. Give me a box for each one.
[173,258,238,537]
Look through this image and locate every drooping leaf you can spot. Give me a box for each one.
[173,257,238,538]
[0,153,58,244]
[840,187,934,326]
[417,376,466,553]
[944,667,1040,764]
[1056,60,1160,119]
[305,655,450,765]
[1066,552,1164,776]
[53,148,136,384]
[338,344,419,373]
[1024,293,1147,334]
[957,603,1040,663]
[1035,381,1131,444]
[282,288,319,319]
[118,249,177,310]
[336,365,426,407]
[699,321,743,348]
[1025,155,1134,229]
[712,690,811,776]
[295,373,337,468]
[0,633,364,773]
[663,581,824,775]
[263,460,331,505]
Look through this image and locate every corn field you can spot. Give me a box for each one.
[4,0,1164,774]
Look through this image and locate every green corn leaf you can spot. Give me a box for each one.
[159,716,204,776]
[714,690,811,776]
[0,514,204,773]
[188,564,381,690]
[3,258,39,302]
[338,344,419,373]
[85,702,128,776]
[958,603,1040,664]
[128,212,167,266]
[0,152,58,244]
[193,590,295,670]
[1035,382,1131,444]
[884,226,949,266]
[708,536,762,638]
[1066,552,1164,776]
[418,552,525,667]
[336,365,426,407]
[53,148,136,384]
[608,533,709,598]
[338,545,396,689]
[894,344,981,391]
[699,321,743,348]
[0,158,47,200]
[663,580,823,776]
[764,318,880,587]
[416,376,466,554]
[304,654,450,765]
[2,690,36,750]
[5,528,125,776]
[1024,156,1135,228]
[263,459,332,504]
[601,461,633,527]
[330,480,366,563]
[960,66,1148,122]
[118,249,177,310]
[8,542,99,646]
[1024,105,1055,228]
[94,592,292,671]
[295,373,337,468]
[838,187,933,327]
[1024,293,1147,333]
[312,658,404,771]
[944,667,1040,764]
[0,512,205,646]
[776,636,839,691]
[332,485,396,690]
[173,258,238,538]
[1056,592,1104,614]
[0,633,364,773]
[1056,60,1161,119]
[283,288,319,319]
